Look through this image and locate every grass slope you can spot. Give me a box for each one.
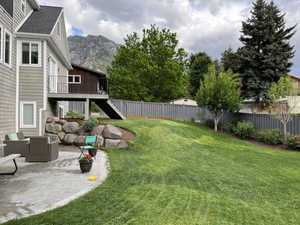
[5,119,300,225]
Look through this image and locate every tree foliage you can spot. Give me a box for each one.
[239,0,296,103]
[196,65,241,131]
[221,47,241,74]
[188,52,213,98]
[267,77,298,140]
[108,25,187,102]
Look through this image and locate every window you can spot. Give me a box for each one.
[20,102,36,128]
[21,41,41,66]
[21,0,26,14]
[57,21,60,37]
[68,75,81,84]
[4,30,12,66]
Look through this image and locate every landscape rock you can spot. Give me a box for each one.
[91,125,106,136]
[45,123,62,134]
[53,117,60,123]
[103,125,122,139]
[105,139,121,148]
[57,132,66,141]
[46,117,54,123]
[74,136,86,146]
[63,134,78,145]
[96,136,104,147]
[63,122,80,133]
[118,140,129,149]
[57,119,67,125]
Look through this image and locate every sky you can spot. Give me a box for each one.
[39,0,300,75]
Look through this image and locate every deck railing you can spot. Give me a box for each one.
[48,75,108,95]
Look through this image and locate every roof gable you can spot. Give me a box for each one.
[0,0,13,17]
[18,5,62,34]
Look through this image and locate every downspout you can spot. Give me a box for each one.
[16,40,20,132]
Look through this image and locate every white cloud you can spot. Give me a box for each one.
[38,0,299,74]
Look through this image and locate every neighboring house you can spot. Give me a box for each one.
[288,74,300,90]
[0,0,124,138]
[68,64,124,119]
[169,98,198,106]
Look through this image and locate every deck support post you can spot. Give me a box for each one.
[85,98,90,120]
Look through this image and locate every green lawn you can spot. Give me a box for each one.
[5,119,300,225]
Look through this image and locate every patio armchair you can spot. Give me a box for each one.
[26,136,59,162]
[3,133,30,157]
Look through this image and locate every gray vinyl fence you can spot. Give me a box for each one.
[69,99,300,135]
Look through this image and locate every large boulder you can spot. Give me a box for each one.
[45,123,62,134]
[74,136,85,146]
[91,125,106,136]
[57,119,67,125]
[96,136,104,148]
[105,139,128,148]
[57,132,66,141]
[63,122,80,133]
[63,134,78,145]
[103,125,122,139]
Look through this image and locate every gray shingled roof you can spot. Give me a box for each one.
[18,6,62,34]
[0,0,13,17]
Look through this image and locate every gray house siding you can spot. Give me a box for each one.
[13,0,34,31]
[18,40,44,136]
[51,13,71,63]
[0,5,17,138]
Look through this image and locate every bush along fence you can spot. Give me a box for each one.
[69,99,300,135]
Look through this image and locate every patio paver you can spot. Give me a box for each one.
[0,149,108,224]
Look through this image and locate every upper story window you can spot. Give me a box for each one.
[57,21,61,37]
[4,30,12,66]
[21,0,26,14]
[68,75,81,84]
[21,41,41,66]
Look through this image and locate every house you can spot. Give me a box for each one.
[169,98,198,106]
[67,64,124,119]
[0,0,124,138]
[288,74,300,90]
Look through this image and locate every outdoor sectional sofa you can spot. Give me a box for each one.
[3,132,59,162]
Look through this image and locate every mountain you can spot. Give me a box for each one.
[68,35,118,73]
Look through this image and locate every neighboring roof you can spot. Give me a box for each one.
[0,0,13,17]
[18,6,62,34]
[288,74,300,81]
[71,64,106,77]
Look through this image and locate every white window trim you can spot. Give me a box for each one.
[4,29,12,68]
[20,101,37,129]
[58,105,64,118]
[68,75,81,84]
[21,0,26,14]
[0,24,3,63]
[20,40,42,67]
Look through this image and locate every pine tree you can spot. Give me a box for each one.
[221,47,241,74]
[239,0,296,103]
[188,52,213,97]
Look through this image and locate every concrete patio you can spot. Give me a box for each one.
[0,146,109,224]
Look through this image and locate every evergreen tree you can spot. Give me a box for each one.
[188,52,213,97]
[239,0,296,103]
[221,47,241,74]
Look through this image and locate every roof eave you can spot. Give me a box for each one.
[28,0,40,10]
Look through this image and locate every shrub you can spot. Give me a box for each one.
[204,119,215,129]
[284,136,299,150]
[255,129,283,145]
[221,120,240,133]
[66,111,85,120]
[83,117,99,132]
[232,121,256,139]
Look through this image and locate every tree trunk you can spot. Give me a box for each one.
[214,118,218,132]
[283,123,287,142]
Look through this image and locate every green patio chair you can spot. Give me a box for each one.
[79,136,97,158]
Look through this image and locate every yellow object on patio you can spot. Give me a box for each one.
[88,176,97,181]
